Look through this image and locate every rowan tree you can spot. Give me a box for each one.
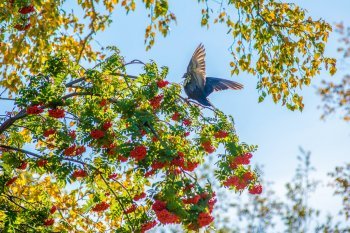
[0,0,336,232]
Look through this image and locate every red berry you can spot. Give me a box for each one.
[72,169,87,178]
[171,156,184,167]
[68,130,76,139]
[50,205,57,214]
[108,173,118,179]
[183,119,192,126]
[145,169,155,177]
[117,155,128,162]
[249,184,262,195]
[214,130,229,139]
[130,145,147,161]
[155,209,180,224]
[43,218,54,226]
[133,192,146,201]
[198,212,214,227]
[201,141,215,154]
[48,108,65,118]
[182,195,201,205]
[37,159,48,167]
[19,5,35,14]
[149,94,164,110]
[18,161,28,170]
[208,197,217,212]
[92,201,110,212]
[103,121,113,130]
[223,175,249,190]
[124,204,137,214]
[152,136,158,142]
[14,23,31,31]
[156,80,169,88]
[90,129,105,139]
[99,99,108,107]
[152,200,166,212]
[64,145,76,156]
[26,105,43,115]
[183,161,199,172]
[43,129,56,137]
[171,112,181,121]
[75,146,86,155]
[141,220,157,233]
[243,171,254,181]
[5,176,17,186]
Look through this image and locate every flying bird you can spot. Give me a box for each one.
[182,43,243,107]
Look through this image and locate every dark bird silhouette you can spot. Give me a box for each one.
[183,43,243,107]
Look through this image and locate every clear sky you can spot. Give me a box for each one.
[91,0,350,221]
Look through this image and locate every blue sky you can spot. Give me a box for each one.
[91,0,350,219]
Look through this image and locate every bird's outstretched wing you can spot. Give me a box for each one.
[204,77,243,97]
[186,43,206,90]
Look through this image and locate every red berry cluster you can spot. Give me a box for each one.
[124,204,137,214]
[183,119,192,126]
[37,159,48,167]
[75,146,86,155]
[151,161,166,170]
[43,129,56,137]
[50,205,57,214]
[214,130,229,139]
[48,108,65,118]
[171,156,184,167]
[5,176,17,186]
[68,130,76,139]
[17,161,28,170]
[103,121,113,130]
[198,212,214,227]
[90,129,105,139]
[223,171,255,190]
[183,161,199,172]
[133,192,146,201]
[108,173,119,179]
[130,145,147,161]
[144,170,155,177]
[201,141,215,154]
[230,152,252,168]
[19,5,35,14]
[43,218,54,226]
[26,105,43,115]
[182,195,201,205]
[64,145,85,156]
[152,200,180,224]
[249,184,263,194]
[149,94,164,110]
[156,80,169,88]
[223,175,246,190]
[170,153,199,172]
[117,155,128,162]
[99,99,108,107]
[14,23,31,31]
[72,169,87,178]
[92,201,110,212]
[141,220,157,233]
[171,112,181,121]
